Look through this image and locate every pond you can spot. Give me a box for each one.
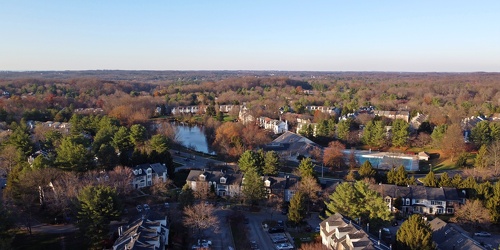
[173,123,216,155]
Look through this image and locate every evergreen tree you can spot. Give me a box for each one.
[422,171,438,187]
[451,173,463,188]
[149,134,169,154]
[315,119,329,138]
[288,192,306,225]
[475,144,488,169]
[396,214,436,250]
[387,166,411,186]
[336,119,351,141]
[471,121,492,146]
[325,181,391,222]
[476,181,493,201]
[238,150,264,173]
[242,167,266,205]
[130,124,147,146]
[216,110,224,121]
[77,185,121,250]
[56,135,93,171]
[358,161,376,180]
[178,183,195,209]
[490,122,500,142]
[391,119,410,147]
[112,127,132,153]
[431,124,447,148]
[345,170,357,181]
[263,151,280,176]
[7,122,33,158]
[487,181,500,223]
[297,158,315,178]
[92,125,117,154]
[438,172,453,187]
[362,120,385,147]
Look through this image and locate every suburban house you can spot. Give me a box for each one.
[186,170,243,197]
[257,116,288,134]
[132,163,168,189]
[296,117,317,136]
[320,213,384,250]
[171,106,202,115]
[373,110,410,122]
[238,107,255,125]
[370,184,465,216]
[429,217,485,250]
[263,175,299,202]
[113,215,169,250]
[305,106,340,116]
[264,131,322,162]
[409,112,429,130]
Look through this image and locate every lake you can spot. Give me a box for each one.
[173,123,216,155]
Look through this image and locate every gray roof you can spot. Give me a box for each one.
[113,215,168,250]
[371,184,462,201]
[429,218,485,250]
[134,163,167,176]
[186,170,243,186]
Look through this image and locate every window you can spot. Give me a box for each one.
[447,208,454,214]
[220,177,227,184]
[437,208,443,214]
[405,198,410,205]
[385,198,392,204]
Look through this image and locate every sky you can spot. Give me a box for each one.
[0,1,499,72]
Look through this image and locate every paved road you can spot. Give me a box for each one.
[30,223,78,234]
[171,150,231,173]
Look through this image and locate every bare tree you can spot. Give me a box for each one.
[488,140,500,175]
[0,145,19,175]
[451,199,490,229]
[300,241,325,250]
[183,203,219,238]
[323,141,346,170]
[107,166,134,196]
[150,177,173,198]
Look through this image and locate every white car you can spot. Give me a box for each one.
[276,243,293,250]
[474,231,491,237]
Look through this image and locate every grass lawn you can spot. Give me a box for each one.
[12,231,87,250]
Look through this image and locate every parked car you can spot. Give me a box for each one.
[269,227,285,234]
[250,240,259,249]
[143,204,150,210]
[199,239,212,247]
[474,232,491,237]
[315,226,320,233]
[271,236,288,243]
[136,205,143,212]
[276,243,294,250]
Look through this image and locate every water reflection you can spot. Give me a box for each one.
[174,123,216,155]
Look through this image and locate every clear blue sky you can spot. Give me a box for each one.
[1,1,499,72]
